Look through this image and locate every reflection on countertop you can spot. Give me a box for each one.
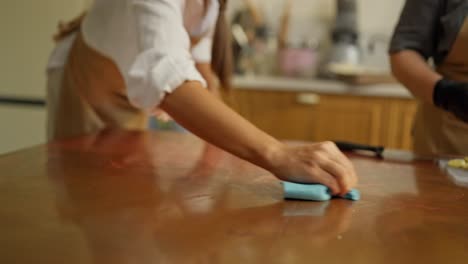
[233,75,413,99]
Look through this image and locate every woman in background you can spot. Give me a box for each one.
[46,0,357,195]
[390,0,468,155]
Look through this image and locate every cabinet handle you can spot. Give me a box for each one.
[296,93,321,105]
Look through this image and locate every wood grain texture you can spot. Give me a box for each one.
[0,130,467,264]
[224,89,418,150]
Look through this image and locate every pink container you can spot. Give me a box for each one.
[278,48,318,77]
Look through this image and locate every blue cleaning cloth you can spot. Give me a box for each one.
[282,181,360,201]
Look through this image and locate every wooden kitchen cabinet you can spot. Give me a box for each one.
[224,89,418,150]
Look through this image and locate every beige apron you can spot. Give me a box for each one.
[413,18,468,156]
[47,33,148,141]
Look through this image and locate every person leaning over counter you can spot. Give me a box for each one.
[390,0,468,156]
[45,0,357,196]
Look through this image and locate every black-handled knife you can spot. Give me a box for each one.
[333,141,433,162]
[334,141,385,158]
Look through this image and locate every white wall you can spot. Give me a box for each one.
[0,0,87,154]
[0,0,88,98]
[357,0,405,34]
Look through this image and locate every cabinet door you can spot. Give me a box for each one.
[307,94,385,145]
[381,99,418,150]
[228,90,386,144]
[228,89,418,149]
[227,89,419,149]
[227,90,319,140]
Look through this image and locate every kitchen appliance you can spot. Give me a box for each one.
[325,0,361,74]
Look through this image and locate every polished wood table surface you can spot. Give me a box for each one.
[1,130,468,264]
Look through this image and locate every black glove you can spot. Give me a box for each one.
[433,79,468,123]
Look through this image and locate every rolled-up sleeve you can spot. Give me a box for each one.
[389,0,443,59]
[126,0,207,112]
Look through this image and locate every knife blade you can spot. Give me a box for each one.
[333,141,433,162]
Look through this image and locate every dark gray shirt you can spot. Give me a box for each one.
[389,0,468,66]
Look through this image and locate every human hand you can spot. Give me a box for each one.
[267,141,358,196]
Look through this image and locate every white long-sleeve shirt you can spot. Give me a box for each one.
[47,0,219,112]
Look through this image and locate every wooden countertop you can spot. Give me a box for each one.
[234,75,414,99]
[1,130,467,264]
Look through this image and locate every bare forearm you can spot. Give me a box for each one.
[196,63,220,98]
[390,50,442,104]
[160,81,358,194]
[160,81,281,170]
